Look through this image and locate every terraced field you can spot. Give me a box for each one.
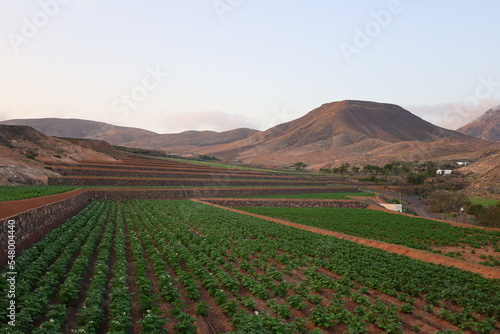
[2,157,499,333]
[1,200,499,333]
[45,159,336,187]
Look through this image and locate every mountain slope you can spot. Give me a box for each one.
[2,100,495,167]
[456,106,500,141]
[123,128,260,153]
[201,100,484,164]
[0,118,158,145]
[0,125,116,185]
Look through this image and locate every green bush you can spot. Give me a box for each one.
[428,190,470,213]
[474,202,500,228]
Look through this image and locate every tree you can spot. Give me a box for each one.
[295,162,307,170]
[407,173,427,185]
[428,190,470,213]
[339,163,350,183]
[320,164,332,173]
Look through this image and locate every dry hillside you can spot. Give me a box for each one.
[457,106,500,142]
[0,118,158,146]
[0,125,116,185]
[198,100,494,166]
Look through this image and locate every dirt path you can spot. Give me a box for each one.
[400,195,441,219]
[191,199,500,279]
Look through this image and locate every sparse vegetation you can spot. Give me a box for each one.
[199,154,221,161]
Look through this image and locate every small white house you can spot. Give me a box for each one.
[380,203,403,212]
[436,169,452,175]
[456,162,469,166]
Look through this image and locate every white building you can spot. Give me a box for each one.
[436,169,452,175]
[380,203,403,212]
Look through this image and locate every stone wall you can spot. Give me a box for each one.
[0,186,361,265]
[53,167,309,180]
[48,177,329,187]
[89,187,361,200]
[0,192,91,266]
[198,198,368,209]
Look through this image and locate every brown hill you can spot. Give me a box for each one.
[199,100,490,166]
[0,125,116,185]
[124,128,260,154]
[0,118,158,145]
[457,149,500,198]
[3,101,495,168]
[62,138,128,159]
[456,106,500,141]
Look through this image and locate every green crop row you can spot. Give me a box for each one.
[153,200,500,332]
[239,207,500,250]
[0,185,78,202]
[240,192,375,199]
[2,199,499,333]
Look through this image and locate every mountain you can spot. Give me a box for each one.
[0,125,115,185]
[456,106,500,141]
[198,100,490,165]
[2,101,496,167]
[123,128,260,154]
[0,118,259,153]
[0,118,158,146]
[458,149,500,198]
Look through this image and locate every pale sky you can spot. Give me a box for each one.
[1,1,499,133]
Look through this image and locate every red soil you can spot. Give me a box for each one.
[0,188,88,220]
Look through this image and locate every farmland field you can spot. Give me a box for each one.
[237,207,500,251]
[241,192,376,199]
[470,197,500,207]
[0,186,78,202]
[1,199,499,333]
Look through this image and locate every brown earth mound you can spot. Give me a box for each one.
[0,125,116,185]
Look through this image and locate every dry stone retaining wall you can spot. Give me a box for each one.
[0,192,90,266]
[48,177,329,187]
[0,186,361,264]
[197,198,368,209]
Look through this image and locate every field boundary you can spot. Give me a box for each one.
[0,190,91,266]
[195,198,368,209]
[191,199,500,279]
[366,204,500,232]
[0,186,361,261]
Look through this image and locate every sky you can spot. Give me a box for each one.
[1,0,500,134]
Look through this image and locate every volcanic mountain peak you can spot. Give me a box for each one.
[254,100,466,145]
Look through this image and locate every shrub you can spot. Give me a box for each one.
[407,173,427,185]
[428,190,470,213]
[473,202,500,228]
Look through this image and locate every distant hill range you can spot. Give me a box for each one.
[0,118,158,146]
[2,100,499,167]
[456,106,500,142]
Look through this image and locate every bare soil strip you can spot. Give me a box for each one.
[192,199,500,279]
[0,188,88,220]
